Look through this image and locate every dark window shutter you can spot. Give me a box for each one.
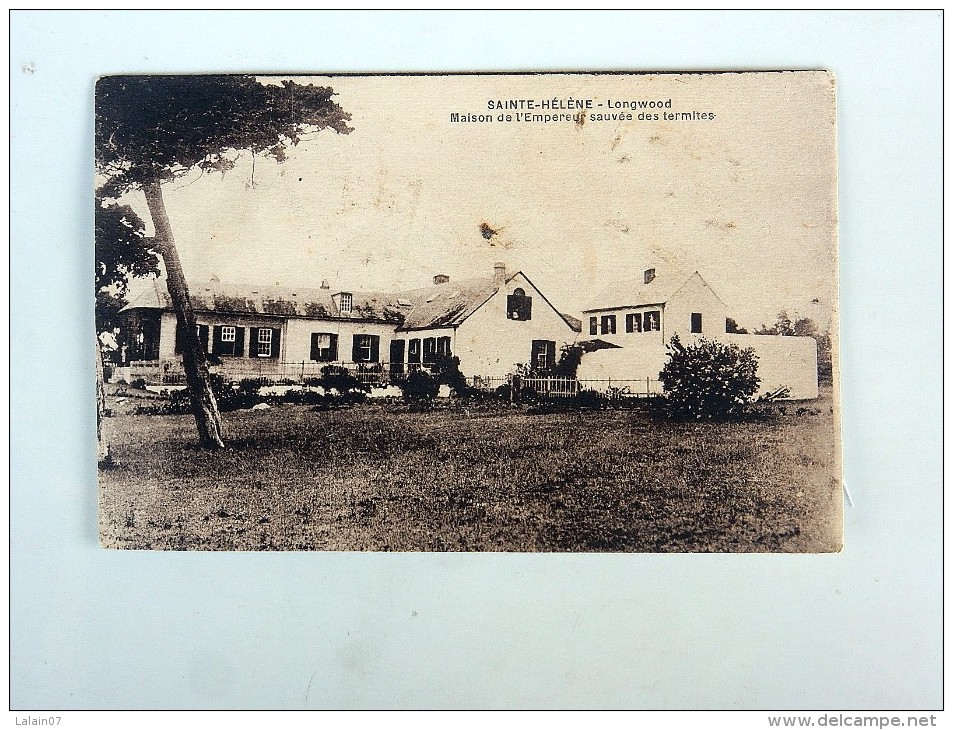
[370,336,380,363]
[522,297,532,320]
[545,341,556,368]
[234,327,245,357]
[249,328,259,357]
[329,334,338,361]
[408,339,421,364]
[269,328,281,359]
[212,326,224,355]
[199,325,211,353]
[423,337,436,364]
[310,333,321,361]
[174,320,184,354]
[589,317,597,335]
[352,335,362,362]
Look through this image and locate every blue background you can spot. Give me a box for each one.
[10,10,943,709]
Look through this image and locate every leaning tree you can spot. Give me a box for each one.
[95,75,352,448]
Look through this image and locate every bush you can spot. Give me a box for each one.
[319,364,367,394]
[658,335,760,421]
[431,353,474,396]
[401,370,440,401]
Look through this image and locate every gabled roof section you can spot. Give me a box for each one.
[393,278,500,331]
[120,270,581,332]
[120,279,406,323]
[560,313,583,332]
[583,269,714,312]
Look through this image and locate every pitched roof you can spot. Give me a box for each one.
[121,279,406,323]
[393,278,499,331]
[123,273,582,332]
[583,269,699,312]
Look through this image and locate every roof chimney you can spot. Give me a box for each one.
[493,261,507,285]
[644,268,656,285]
[320,279,330,290]
[433,274,450,285]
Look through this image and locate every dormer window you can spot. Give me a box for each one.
[507,287,532,321]
[338,292,353,314]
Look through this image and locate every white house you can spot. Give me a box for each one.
[577,267,819,399]
[117,263,581,384]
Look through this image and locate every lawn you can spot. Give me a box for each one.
[99,389,841,552]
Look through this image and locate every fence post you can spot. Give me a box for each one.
[646,376,650,396]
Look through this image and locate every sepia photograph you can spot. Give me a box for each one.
[96,71,841,552]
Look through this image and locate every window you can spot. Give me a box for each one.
[437,336,451,357]
[389,340,406,375]
[691,313,703,333]
[423,337,437,365]
[600,314,617,335]
[589,316,598,336]
[351,334,380,363]
[531,340,556,370]
[644,310,660,332]
[625,313,642,333]
[257,328,273,357]
[175,323,210,355]
[507,288,532,320]
[212,325,243,356]
[310,332,338,362]
[339,292,353,314]
[407,338,421,364]
[249,327,280,358]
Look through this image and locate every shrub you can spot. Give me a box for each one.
[319,364,367,394]
[401,370,439,401]
[658,334,760,421]
[430,353,473,396]
[553,343,585,378]
[575,389,604,409]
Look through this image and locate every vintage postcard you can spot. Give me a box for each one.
[96,71,840,552]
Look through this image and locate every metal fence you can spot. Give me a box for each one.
[118,360,662,399]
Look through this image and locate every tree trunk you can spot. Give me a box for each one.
[142,178,226,449]
[96,333,111,466]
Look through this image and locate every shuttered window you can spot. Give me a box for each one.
[351,334,380,363]
[644,311,661,332]
[437,336,451,357]
[507,289,533,320]
[589,317,598,335]
[600,315,617,335]
[407,338,421,364]
[213,325,245,356]
[175,323,210,355]
[310,333,338,362]
[691,313,703,333]
[422,337,437,365]
[625,313,642,333]
[531,340,556,370]
[249,327,281,358]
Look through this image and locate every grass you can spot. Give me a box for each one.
[99,389,841,552]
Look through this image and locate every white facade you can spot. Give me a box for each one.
[578,270,820,400]
[452,273,578,378]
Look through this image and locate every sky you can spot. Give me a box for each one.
[118,72,837,331]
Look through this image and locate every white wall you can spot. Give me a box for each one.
[577,332,818,399]
[454,273,578,378]
[283,317,397,364]
[724,333,819,400]
[663,273,729,341]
